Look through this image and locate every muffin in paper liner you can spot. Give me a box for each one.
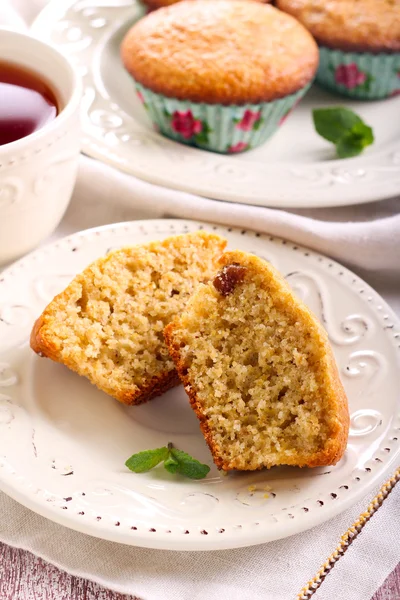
[135,82,311,154]
[317,48,400,100]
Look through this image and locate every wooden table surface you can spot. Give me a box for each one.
[0,542,398,600]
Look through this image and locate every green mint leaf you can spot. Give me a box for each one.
[170,448,210,480]
[336,133,365,158]
[125,447,169,473]
[163,454,179,474]
[313,107,374,159]
[312,107,362,143]
[125,443,210,479]
[350,122,374,146]
[336,123,374,158]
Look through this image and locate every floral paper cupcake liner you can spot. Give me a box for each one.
[135,82,311,154]
[317,47,400,100]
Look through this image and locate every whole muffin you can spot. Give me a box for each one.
[121,0,318,153]
[143,0,269,11]
[277,0,400,99]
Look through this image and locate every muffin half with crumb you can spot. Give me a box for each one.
[121,0,318,153]
[31,231,226,405]
[165,251,349,470]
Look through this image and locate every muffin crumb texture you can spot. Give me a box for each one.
[165,251,349,471]
[30,231,226,405]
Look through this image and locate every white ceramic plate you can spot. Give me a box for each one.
[0,219,399,551]
[31,0,400,209]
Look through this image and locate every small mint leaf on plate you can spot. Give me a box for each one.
[351,122,374,145]
[336,135,364,158]
[312,107,374,158]
[336,123,374,158]
[163,454,179,474]
[125,443,210,479]
[125,447,169,473]
[169,448,210,480]
[312,107,362,144]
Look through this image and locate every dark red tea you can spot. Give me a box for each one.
[0,61,58,146]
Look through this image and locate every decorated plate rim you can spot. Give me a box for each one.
[0,219,399,550]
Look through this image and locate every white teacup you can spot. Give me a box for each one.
[0,28,82,264]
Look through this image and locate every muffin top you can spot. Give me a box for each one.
[276,0,400,53]
[121,0,318,104]
[143,0,269,10]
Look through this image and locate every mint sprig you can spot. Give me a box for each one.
[166,448,211,479]
[125,442,210,480]
[312,107,374,158]
[125,447,169,473]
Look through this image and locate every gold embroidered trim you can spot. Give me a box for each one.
[297,467,400,599]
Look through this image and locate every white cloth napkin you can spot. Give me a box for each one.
[0,483,399,600]
[71,158,400,274]
[1,2,400,600]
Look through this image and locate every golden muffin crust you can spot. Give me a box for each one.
[143,0,269,11]
[276,0,400,53]
[121,0,319,104]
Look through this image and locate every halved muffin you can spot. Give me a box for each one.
[31,231,226,405]
[165,251,349,470]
